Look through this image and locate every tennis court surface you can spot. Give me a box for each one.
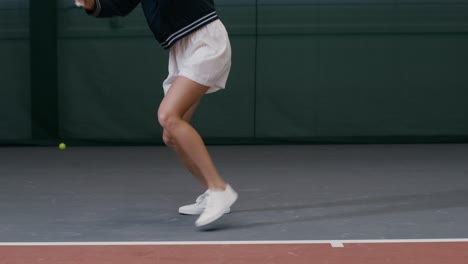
[1,144,467,263]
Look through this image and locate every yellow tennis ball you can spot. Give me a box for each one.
[59,143,66,150]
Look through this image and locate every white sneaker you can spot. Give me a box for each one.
[179,190,231,215]
[195,185,238,227]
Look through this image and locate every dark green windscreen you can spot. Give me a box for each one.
[0,0,30,140]
[256,0,468,139]
[1,0,467,144]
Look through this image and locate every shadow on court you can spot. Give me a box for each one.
[220,189,468,231]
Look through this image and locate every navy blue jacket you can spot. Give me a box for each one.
[89,0,218,49]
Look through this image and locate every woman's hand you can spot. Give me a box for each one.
[75,0,96,10]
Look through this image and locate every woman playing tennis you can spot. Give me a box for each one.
[76,0,237,228]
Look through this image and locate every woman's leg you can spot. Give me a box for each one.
[157,76,226,191]
[163,100,208,189]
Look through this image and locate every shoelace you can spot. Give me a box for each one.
[195,191,211,204]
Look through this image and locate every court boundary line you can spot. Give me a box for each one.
[1,238,468,247]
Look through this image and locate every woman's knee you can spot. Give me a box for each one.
[158,110,176,147]
[157,109,179,131]
[157,109,168,128]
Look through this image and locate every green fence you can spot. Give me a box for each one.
[0,0,30,141]
[1,0,468,145]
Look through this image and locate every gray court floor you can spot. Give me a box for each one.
[0,144,467,242]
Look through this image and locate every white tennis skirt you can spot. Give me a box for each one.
[162,19,232,95]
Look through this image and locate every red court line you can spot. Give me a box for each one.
[1,242,467,264]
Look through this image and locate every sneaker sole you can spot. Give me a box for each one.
[179,208,231,215]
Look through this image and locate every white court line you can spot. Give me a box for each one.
[1,239,468,247]
[330,241,344,248]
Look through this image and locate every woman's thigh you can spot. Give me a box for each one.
[158,76,208,119]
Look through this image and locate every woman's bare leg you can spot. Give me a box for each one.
[158,76,226,191]
[163,100,208,189]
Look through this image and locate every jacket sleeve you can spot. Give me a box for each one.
[87,0,141,17]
